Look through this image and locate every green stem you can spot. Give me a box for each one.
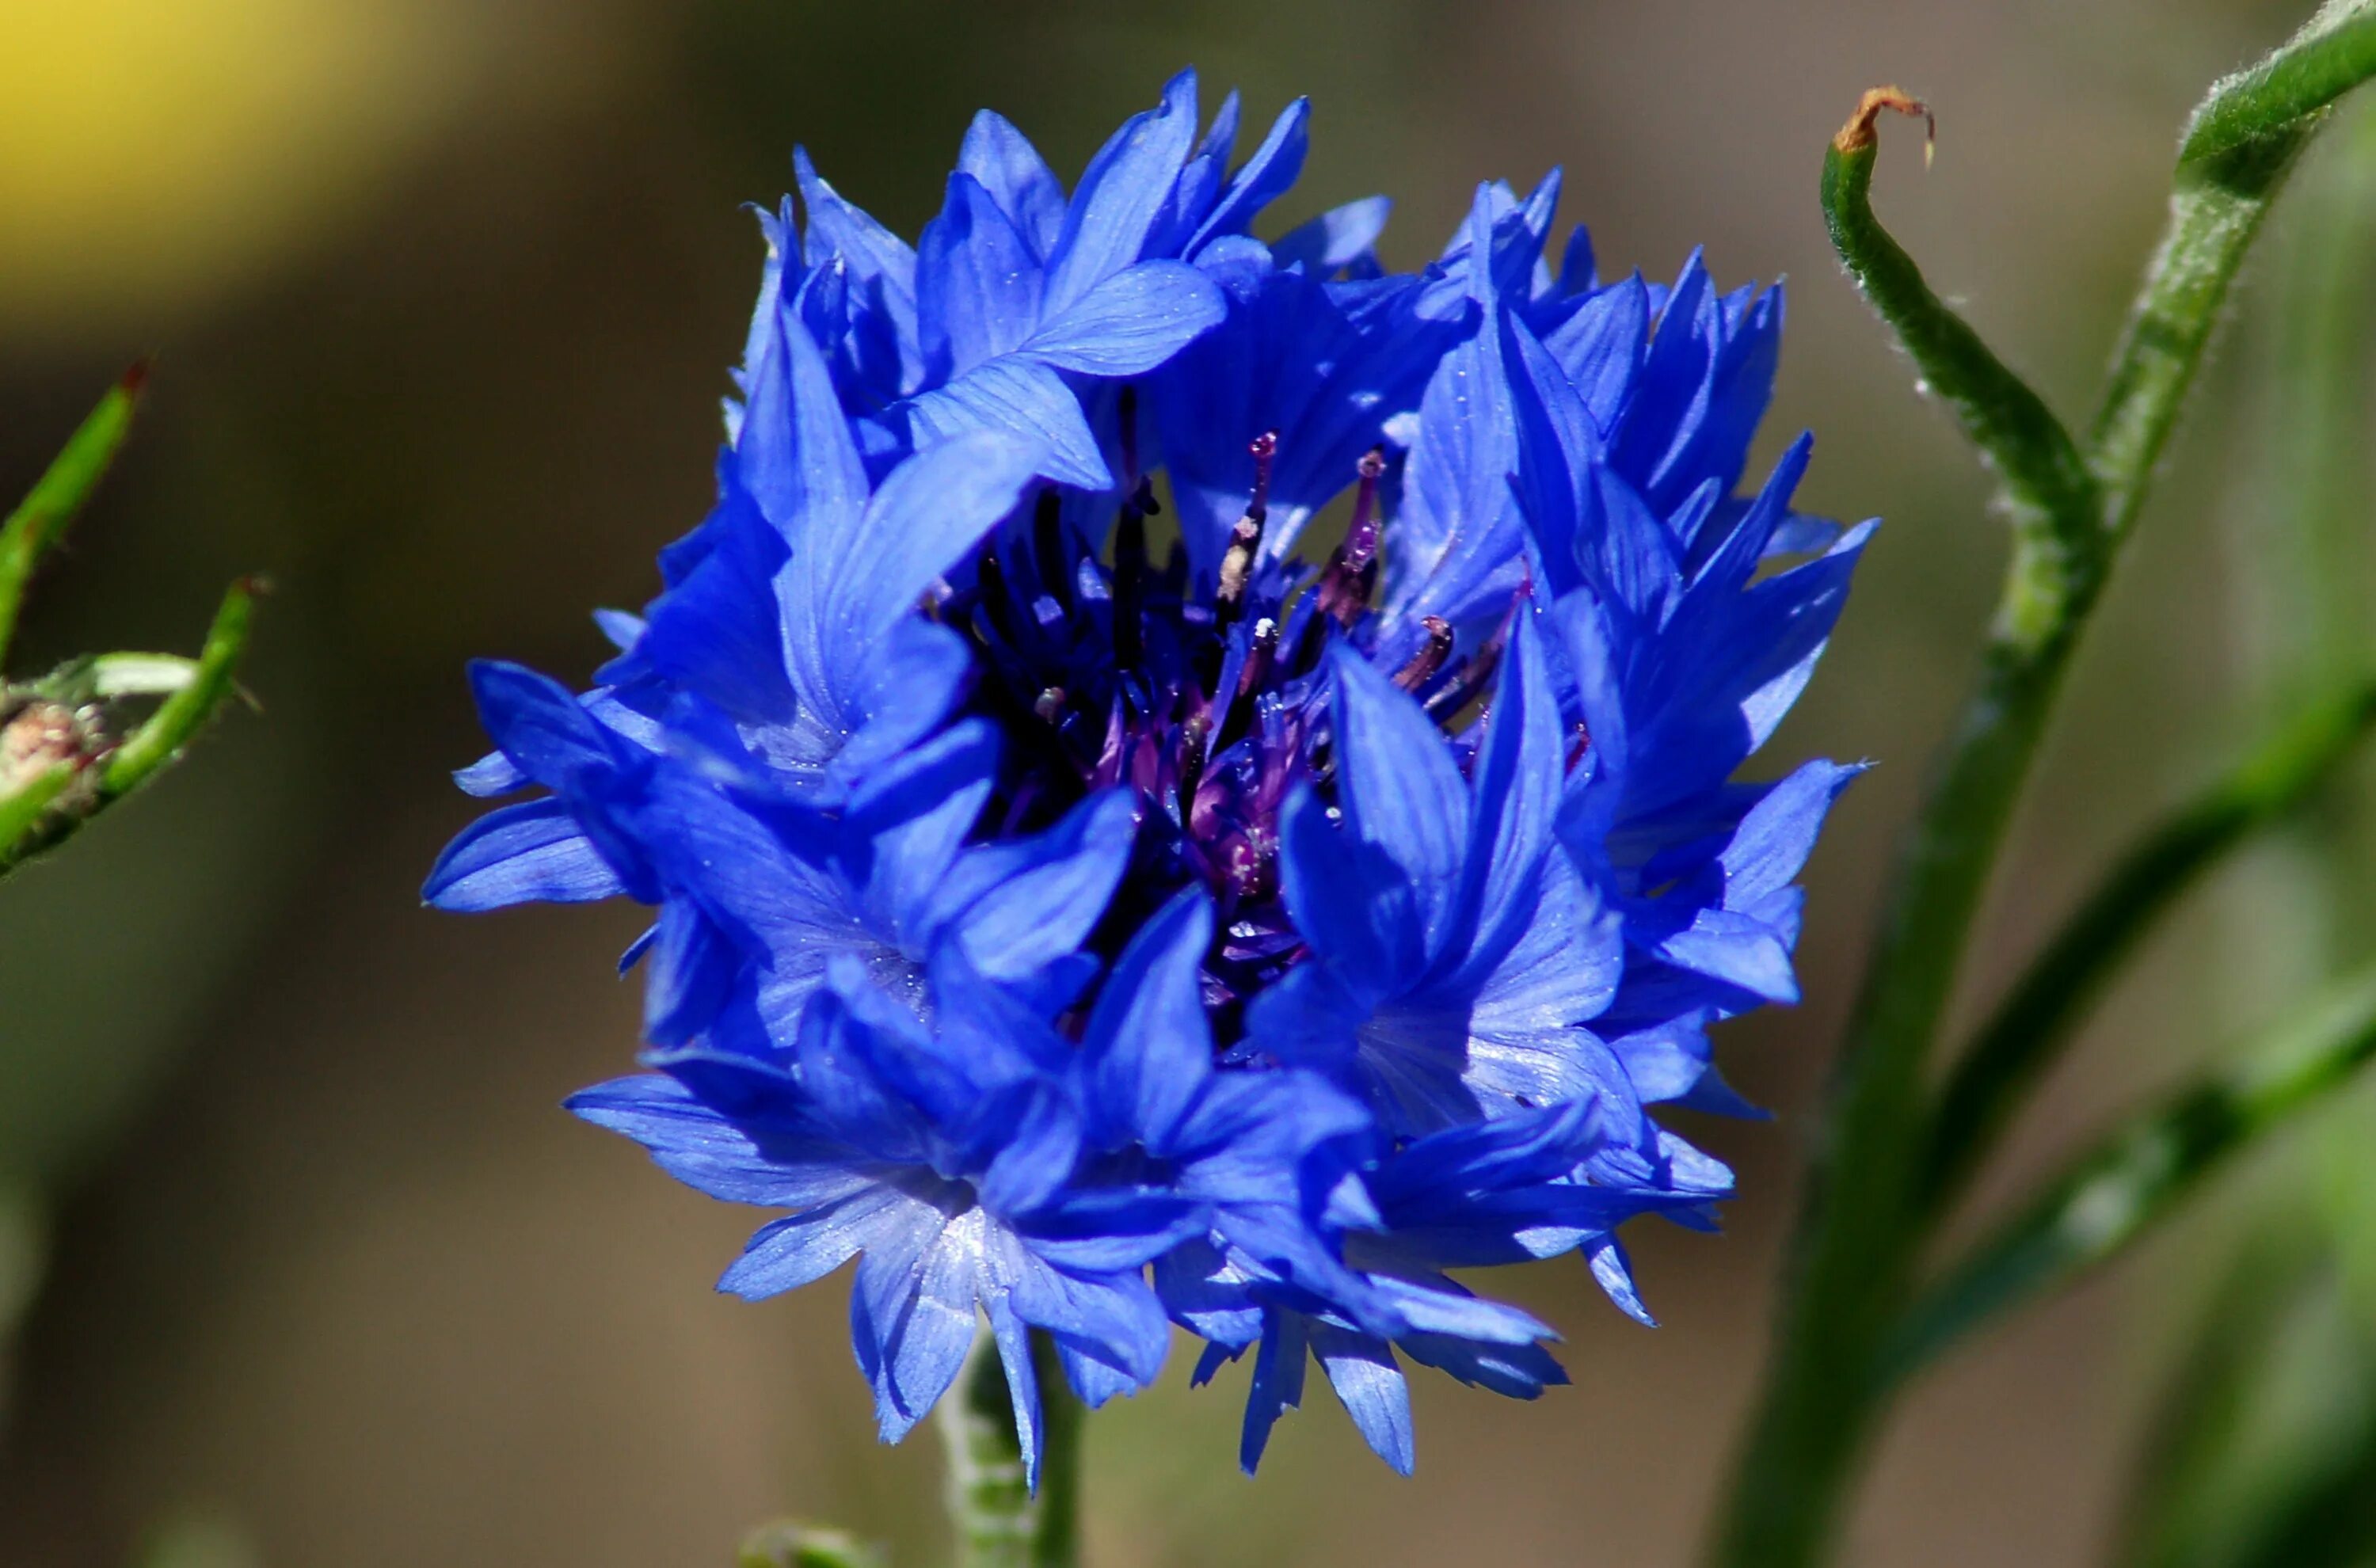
[1883,969,2376,1382]
[0,763,78,870]
[1708,12,2376,1557]
[0,580,259,879]
[0,366,145,670]
[2181,3,2376,164]
[1921,680,2376,1214]
[938,1326,1080,1568]
[98,580,258,799]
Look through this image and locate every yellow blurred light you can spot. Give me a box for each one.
[0,0,518,335]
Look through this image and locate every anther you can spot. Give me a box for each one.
[1214,432,1279,621]
[1392,616,1454,693]
[1215,518,1262,613]
[1034,687,1068,723]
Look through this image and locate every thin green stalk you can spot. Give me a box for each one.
[1921,680,2376,1214]
[0,365,145,668]
[1883,968,2376,1382]
[98,580,258,800]
[1709,10,2376,1561]
[937,1326,1080,1568]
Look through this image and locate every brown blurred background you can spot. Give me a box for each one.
[4,1,2374,1563]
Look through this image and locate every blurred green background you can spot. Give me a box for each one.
[4,1,2374,1562]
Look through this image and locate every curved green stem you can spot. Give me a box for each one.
[1708,12,2376,1559]
[1921,680,2376,1214]
[1884,968,2376,1383]
[938,1326,1080,1568]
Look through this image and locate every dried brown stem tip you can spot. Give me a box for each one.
[1835,86,1935,166]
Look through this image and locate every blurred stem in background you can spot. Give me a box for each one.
[2110,92,2376,1568]
[0,375,259,1426]
[1709,6,2376,1565]
[935,1328,1079,1568]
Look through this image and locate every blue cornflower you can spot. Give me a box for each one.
[430,67,1873,1477]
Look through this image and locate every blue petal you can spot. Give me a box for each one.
[1327,644,1471,935]
[1271,195,1392,273]
[931,788,1139,984]
[737,273,870,545]
[780,429,1042,736]
[1041,69,1200,317]
[901,357,1109,490]
[1311,1326,1415,1475]
[1019,260,1224,377]
[1081,887,1216,1150]
[422,798,625,911]
[466,660,621,788]
[1183,97,1310,257]
[718,1187,908,1300]
[917,171,1045,375]
[957,109,1066,261]
[794,147,922,398]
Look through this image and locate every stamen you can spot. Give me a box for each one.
[1034,687,1068,723]
[1213,432,1277,620]
[1176,711,1213,825]
[1217,617,1278,749]
[1392,616,1454,693]
[1345,447,1384,569]
[1317,448,1388,628]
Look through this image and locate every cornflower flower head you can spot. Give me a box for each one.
[427,67,1871,1476]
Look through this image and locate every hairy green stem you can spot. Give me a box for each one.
[1884,969,2376,1381]
[1708,10,2376,1559]
[938,1326,1080,1568]
[1921,681,2376,1213]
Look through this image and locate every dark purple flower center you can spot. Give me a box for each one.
[936,397,1507,1026]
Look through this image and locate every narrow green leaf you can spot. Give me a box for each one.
[1922,680,2376,1214]
[98,579,258,799]
[2181,2,2376,166]
[0,365,147,668]
[1883,969,2376,1383]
